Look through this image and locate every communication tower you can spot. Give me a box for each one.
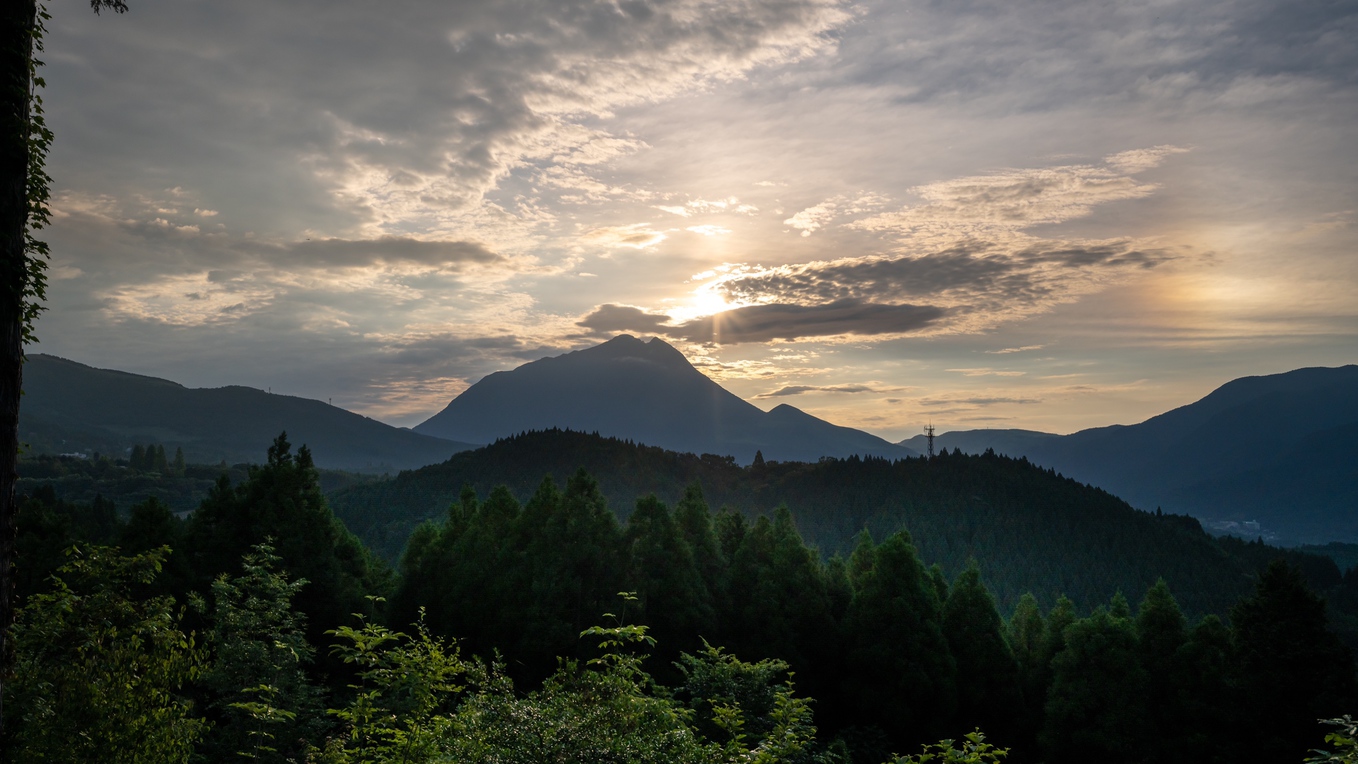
[925,422,935,459]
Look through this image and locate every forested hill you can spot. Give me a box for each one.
[20,354,476,472]
[330,429,1342,619]
[900,364,1358,544]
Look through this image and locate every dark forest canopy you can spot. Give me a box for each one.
[329,428,1346,621]
[6,431,1358,763]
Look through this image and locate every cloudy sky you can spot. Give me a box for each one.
[33,0,1358,440]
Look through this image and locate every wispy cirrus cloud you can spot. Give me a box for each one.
[756,382,908,398]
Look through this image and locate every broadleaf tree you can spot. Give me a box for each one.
[0,0,127,733]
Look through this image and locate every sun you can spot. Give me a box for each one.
[667,281,739,325]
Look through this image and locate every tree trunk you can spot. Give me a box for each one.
[0,0,37,736]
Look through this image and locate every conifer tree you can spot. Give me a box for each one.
[847,530,875,589]
[518,469,622,676]
[674,483,727,618]
[1135,579,1187,760]
[1041,607,1148,764]
[1008,592,1048,752]
[1231,560,1358,763]
[842,530,956,748]
[172,446,185,476]
[130,443,146,471]
[624,494,713,659]
[929,563,949,604]
[184,433,382,651]
[943,561,1021,741]
[1172,614,1236,764]
[1042,596,1077,665]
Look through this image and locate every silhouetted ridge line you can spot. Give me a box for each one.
[415,335,915,464]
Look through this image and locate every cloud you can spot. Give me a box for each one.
[49,0,851,244]
[656,197,758,218]
[282,237,503,268]
[686,225,731,236]
[833,0,1358,108]
[756,383,893,398]
[672,299,946,343]
[917,396,1042,407]
[580,223,668,249]
[946,368,1027,377]
[698,151,1186,335]
[851,150,1183,240]
[783,201,837,236]
[987,345,1045,354]
[708,239,1175,332]
[576,304,674,335]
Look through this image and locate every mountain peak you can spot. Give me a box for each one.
[414,336,913,463]
[572,334,691,369]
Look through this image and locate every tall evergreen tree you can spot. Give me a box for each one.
[1230,560,1358,764]
[1008,592,1048,754]
[1042,596,1077,666]
[118,497,187,596]
[1135,579,1187,761]
[1041,607,1148,764]
[1172,614,1236,764]
[518,469,622,677]
[623,494,713,660]
[184,432,383,649]
[943,561,1021,742]
[842,530,956,748]
[674,483,727,621]
[129,443,146,471]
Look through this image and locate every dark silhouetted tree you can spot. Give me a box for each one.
[943,561,1021,742]
[1042,605,1147,764]
[184,432,383,651]
[1231,560,1358,764]
[842,530,956,748]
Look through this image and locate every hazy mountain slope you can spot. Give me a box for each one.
[22,354,475,472]
[896,365,1358,542]
[898,428,1060,457]
[415,334,914,463]
[329,428,1341,619]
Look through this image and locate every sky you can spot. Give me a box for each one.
[32,0,1358,441]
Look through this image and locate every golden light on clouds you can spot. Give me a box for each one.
[34,0,1358,435]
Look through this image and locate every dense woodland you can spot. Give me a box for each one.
[5,432,1358,763]
[329,430,1352,624]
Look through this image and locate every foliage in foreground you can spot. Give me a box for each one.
[8,436,1356,763]
[1306,716,1358,764]
[4,546,206,763]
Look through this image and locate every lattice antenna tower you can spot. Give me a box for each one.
[925,422,935,459]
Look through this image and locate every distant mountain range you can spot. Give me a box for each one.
[414,334,916,464]
[21,354,475,473]
[24,343,1357,544]
[900,365,1358,544]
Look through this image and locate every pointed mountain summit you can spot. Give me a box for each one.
[414,335,914,463]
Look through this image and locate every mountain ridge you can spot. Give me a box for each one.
[898,364,1358,543]
[415,334,916,464]
[21,354,476,473]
